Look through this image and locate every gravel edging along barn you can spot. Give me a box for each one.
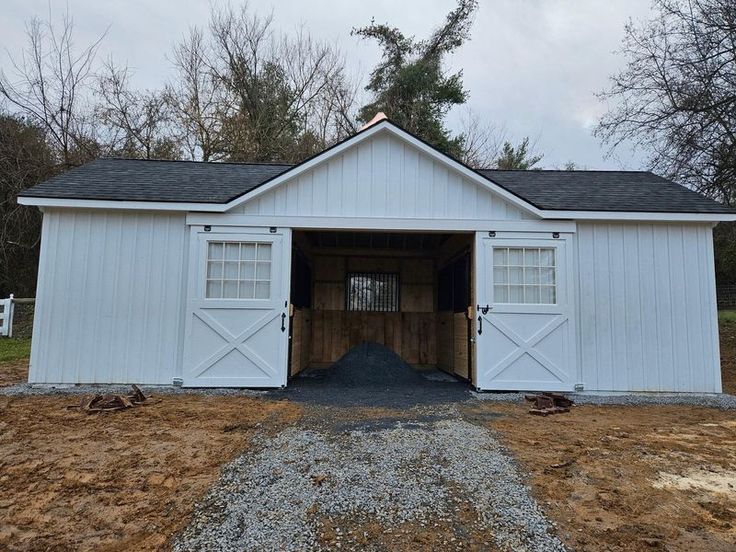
[3,380,736,409]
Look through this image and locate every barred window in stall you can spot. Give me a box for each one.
[345,272,400,312]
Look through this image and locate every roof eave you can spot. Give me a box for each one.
[17,195,736,222]
[539,209,736,222]
[17,195,227,212]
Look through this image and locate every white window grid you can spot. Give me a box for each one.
[492,247,556,305]
[205,241,272,299]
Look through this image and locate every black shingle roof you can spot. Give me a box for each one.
[19,158,292,203]
[19,157,734,214]
[476,169,734,214]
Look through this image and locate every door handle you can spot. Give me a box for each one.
[477,315,483,335]
[281,313,286,332]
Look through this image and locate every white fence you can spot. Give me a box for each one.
[0,294,14,337]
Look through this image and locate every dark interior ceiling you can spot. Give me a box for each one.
[303,231,455,251]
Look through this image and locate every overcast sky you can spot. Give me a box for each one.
[1,0,653,169]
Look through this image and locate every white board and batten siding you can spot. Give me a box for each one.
[29,209,188,384]
[234,132,530,221]
[575,222,721,393]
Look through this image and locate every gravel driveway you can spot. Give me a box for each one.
[172,400,565,551]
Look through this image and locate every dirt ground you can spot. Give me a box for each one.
[0,324,734,550]
[0,360,28,387]
[0,392,300,551]
[478,402,736,551]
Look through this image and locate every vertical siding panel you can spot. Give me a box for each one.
[386,139,402,217]
[356,142,372,217]
[285,180,299,215]
[668,225,689,390]
[702,226,718,392]
[577,224,598,390]
[593,225,613,390]
[430,162,442,217]
[475,188,493,218]
[29,212,56,382]
[461,178,477,219]
[87,213,108,382]
[652,225,673,390]
[622,225,644,390]
[259,189,275,215]
[704,229,722,392]
[68,212,88,381]
[311,164,327,216]
[608,225,628,390]
[416,154,432,216]
[445,171,461,217]
[683,227,705,391]
[637,225,659,390]
[341,147,357,217]
[327,158,341,216]
[373,134,389,216]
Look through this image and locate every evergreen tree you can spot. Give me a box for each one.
[353,0,478,158]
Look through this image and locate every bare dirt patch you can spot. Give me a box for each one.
[0,360,28,387]
[315,505,493,552]
[471,402,736,551]
[0,393,301,551]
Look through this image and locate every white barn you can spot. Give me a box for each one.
[18,119,736,392]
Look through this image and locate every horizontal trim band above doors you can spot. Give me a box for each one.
[185,214,578,233]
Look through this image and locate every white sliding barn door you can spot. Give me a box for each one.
[182,228,291,387]
[475,233,576,391]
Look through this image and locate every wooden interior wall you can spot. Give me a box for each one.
[289,308,312,376]
[310,252,436,365]
[435,234,474,380]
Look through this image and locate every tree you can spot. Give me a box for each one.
[458,109,505,168]
[353,0,478,158]
[166,28,225,161]
[0,12,104,167]
[0,112,56,297]
[96,61,180,160]
[201,4,354,162]
[596,0,736,205]
[494,138,543,170]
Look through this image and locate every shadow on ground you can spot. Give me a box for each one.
[273,342,472,408]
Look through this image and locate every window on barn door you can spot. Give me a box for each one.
[205,241,272,299]
[492,247,556,304]
[346,273,399,312]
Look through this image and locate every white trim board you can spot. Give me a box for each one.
[184,214,578,233]
[18,196,735,223]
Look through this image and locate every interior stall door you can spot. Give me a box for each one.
[475,233,576,391]
[182,228,291,387]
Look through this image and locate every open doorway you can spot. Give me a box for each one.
[288,230,474,384]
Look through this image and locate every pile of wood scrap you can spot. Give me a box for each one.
[74,384,152,413]
[525,393,573,416]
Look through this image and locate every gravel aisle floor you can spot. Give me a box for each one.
[172,403,565,552]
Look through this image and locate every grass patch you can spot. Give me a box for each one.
[719,310,736,324]
[0,338,31,362]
